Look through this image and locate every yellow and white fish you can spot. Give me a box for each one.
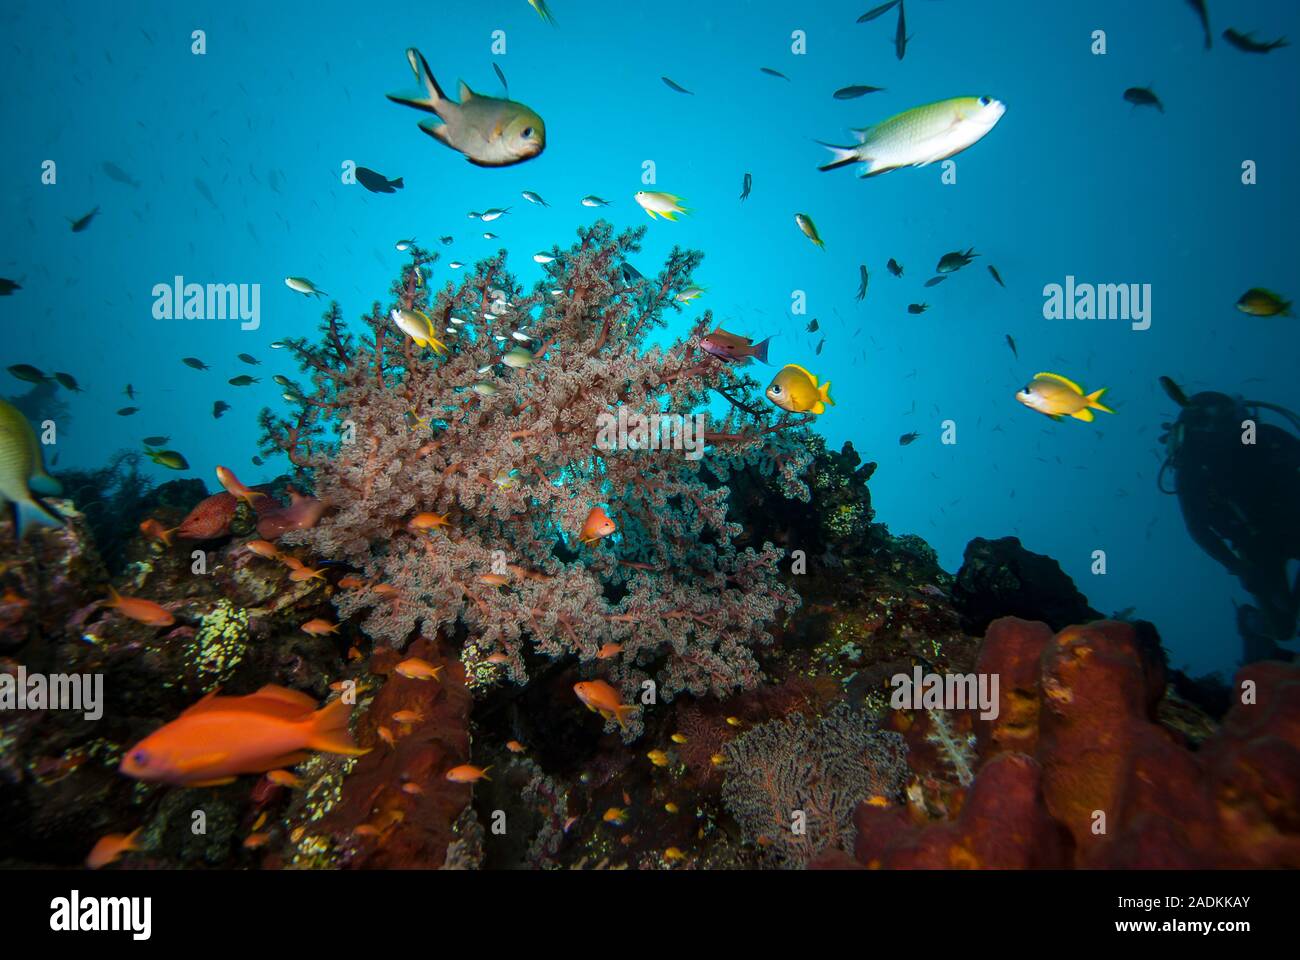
[391,308,448,354]
[285,276,327,297]
[819,96,1005,178]
[528,0,557,26]
[634,191,689,221]
[766,364,834,415]
[387,48,545,168]
[1015,372,1114,422]
[795,213,824,249]
[0,399,64,536]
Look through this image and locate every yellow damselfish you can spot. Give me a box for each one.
[766,364,834,415]
[1015,372,1114,422]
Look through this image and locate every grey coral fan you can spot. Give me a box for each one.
[721,704,909,868]
[260,221,814,739]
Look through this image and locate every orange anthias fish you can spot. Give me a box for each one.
[118,685,368,787]
[578,507,616,545]
[407,511,450,533]
[300,618,339,636]
[245,539,281,559]
[86,828,142,869]
[596,642,623,660]
[573,680,638,730]
[139,518,175,547]
[395,657,443,681]
[103,586,175,627]
[445,764,491,783]
[216,465,269,509]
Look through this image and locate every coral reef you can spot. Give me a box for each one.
[844,617,1300,868]
[721,703,908,868]
[258,221,815,734]
[1,226,1296,874]
[951,536,1101,635]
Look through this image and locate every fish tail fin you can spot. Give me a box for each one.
[391,177,404,190]
[386,48,447,115]
[481,765,492,781]
[14,496,64,538]
[614,704,638,731]
[104,584,121,607]
[752,336,772,364]
[29,471,61,497]
[816,141,860,172]
[1086,388,1115,414]
[820,380,835,407]
[306,698,369,756]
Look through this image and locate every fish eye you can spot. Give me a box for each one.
[979,96,991,106]
[521,127,533,138]
[131,749,149,766]
[771,385,782,395]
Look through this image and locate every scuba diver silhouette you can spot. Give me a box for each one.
[1159,377,1300,663]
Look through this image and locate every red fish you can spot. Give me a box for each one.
[699,327,772,364]
[175,492,238,540]
[119,685,368,786]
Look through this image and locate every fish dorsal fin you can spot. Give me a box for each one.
[179,689,225,718]
[249,684,318,713]
[786,363,818,386]
[458,80,475,102]
[1035,372,1084,394]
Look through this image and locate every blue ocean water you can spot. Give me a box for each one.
[1,0,1296,677]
